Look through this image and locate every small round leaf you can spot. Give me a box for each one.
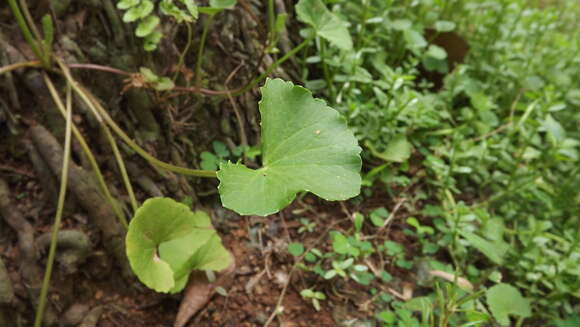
[126,198,231,293]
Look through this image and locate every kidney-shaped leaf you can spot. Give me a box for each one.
[296,0,353,50]
[126,198,231,293]
[217,79,361,216]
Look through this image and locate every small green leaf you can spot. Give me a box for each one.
[41,14,54,50]
[139,67,159,83]
[383,135,412,163]
[126,198,231,293]
[380,271,393,282]
[391,19,412,31]
[197,7,222,15]
[154,77,175,91]
[324,270,337,279]
[275,13,288,34]
[118,0,140,10]
[160,0,192,21]
[123,7,142,23]
[543,114,566,142]
[427,44,447,60]
[404,30,427,49]
[296,0,353,50]
[332,232,360,256]
[144,30,163,51]
[370,207,388,227]
[209,0,237,9]
[136,15,160,37]
[353,212,364,233]
[461,231,508,265]
[212,141,230,158]
[123,1,153,23]
[403,296,432,311]
[300,289,315,298]
[288,243,305,257]
[138,0,155,19]
[217,79,361,216]
[383,240,403,256]
[183,0,199,19]
[407,217,434,235]
[200,152,219,171]
[378,311,396,323]
[434,20,456,32]
[486,284,531,326]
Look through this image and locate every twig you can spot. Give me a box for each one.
[378,197,407,233]
[67,63,241,96]
[470,122,512,143]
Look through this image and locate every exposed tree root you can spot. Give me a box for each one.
[0,257,14,327]
[26,141,59,206]
[29,125,132,279]
[0,257,14,305]
[0,178,58,326]
[35,230,91,275]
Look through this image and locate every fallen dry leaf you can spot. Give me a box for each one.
[174,256,236,327]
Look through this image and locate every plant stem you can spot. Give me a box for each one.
[56,60,217,178]
[233,38,312,96]
[173,22,194,84]
[0,60,42,75]
[68,36,311,98]
[103,125,139,213]
[195,14,214,91]
[18,0,42,40]
[319,39,335,100]
[88,89,217,177]
[33,83,73,327]
[68,34,310,97]
[6,0,50,68]
[355,0,370,49]
[43,73,129,228]
[267,0,275,45]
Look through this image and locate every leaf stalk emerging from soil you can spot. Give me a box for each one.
[33,83,73,327]
[43,73,129,228]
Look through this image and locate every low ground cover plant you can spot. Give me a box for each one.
[293,0,579,324]
[0,0,577,326]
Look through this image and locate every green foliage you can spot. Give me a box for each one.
[300,288,326,311]
[117,0,163,51]
[125,198,231,293]
[486,283,531,326]
[288,243,305,257]
[139,67,175,91]
[296,0,353,50]
[298,0,579,322]
[117,0,238,51]
[198,141,240,171]
[369,207,388,226]
[217,78,361,216]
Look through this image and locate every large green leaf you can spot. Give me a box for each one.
[217,79,361,216]
[296,0,352,50]
[486,284,531,326]
[126,198,231,293]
